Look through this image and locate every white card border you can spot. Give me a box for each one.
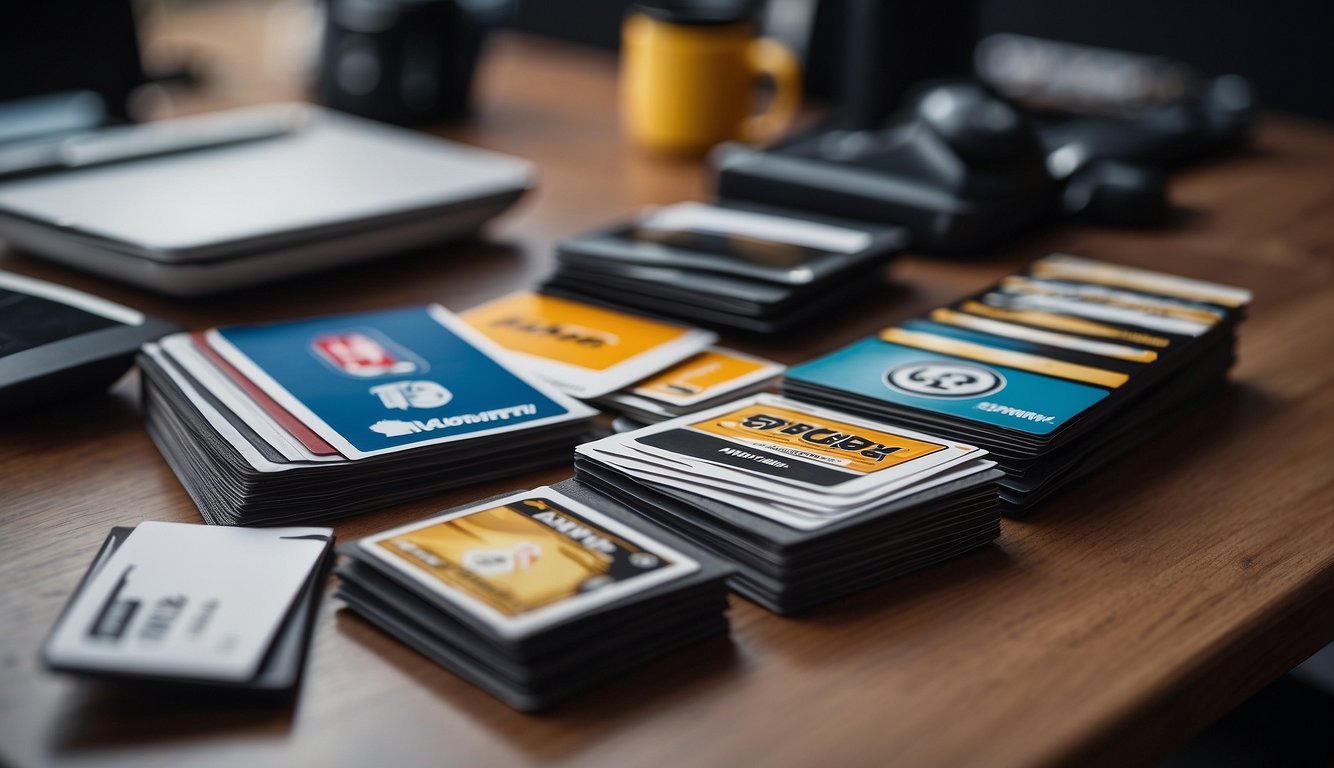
[44,521,330,682]
[358,486,699,640]
[206,305,597,459]
[579,393,983,499]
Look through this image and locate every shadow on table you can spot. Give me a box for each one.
[1161,673,1334,768]
[2,377,141,434]
[333,608,741,763]
[739,279,918,355]
[1000,381,1262,526]
[46,682,295,755]
[784,543,1016,624]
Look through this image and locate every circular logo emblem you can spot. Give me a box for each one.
[629,553,661,569]
[884,361,1005,399]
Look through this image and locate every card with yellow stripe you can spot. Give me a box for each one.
[577,394,989,522]
[461,291,716,399]
[786,333,1110,436]
[783,253,1250,513]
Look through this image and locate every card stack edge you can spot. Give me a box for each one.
[572,457,1004,615]
[137,350,593,526]
[332,482,734,711]
[782,333,1239,516]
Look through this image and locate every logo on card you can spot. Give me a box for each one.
[369,381,453,410]
[490,316,619,349]
[462,542,542,575]
[370,419,419,437]
[367,403,541,439]
[312,332,422,378]
[884,362,1005,399]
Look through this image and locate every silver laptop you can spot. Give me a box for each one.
[0,104,534,295]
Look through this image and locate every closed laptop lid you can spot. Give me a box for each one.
[0,104,534,263]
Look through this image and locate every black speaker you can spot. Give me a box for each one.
[316,0,513,125]
[837,0,981,129]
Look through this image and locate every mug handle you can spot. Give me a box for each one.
[742,37,803,145]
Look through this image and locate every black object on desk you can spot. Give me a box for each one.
[978,34,1258,226]
[317,0,515,125]
[0,271,178,411]
[721,2,1260,253]
[546,201,907,333]
[717,54,1256,250]
[716,81,1058,252]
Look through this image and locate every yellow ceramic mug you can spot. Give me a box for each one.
[621,4,802,157]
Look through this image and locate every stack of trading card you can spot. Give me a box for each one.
[784,254,1252,514]
[544,201,907,333]
[461,290,716,399]
[44,522,333,696]
[139,305,596,525]
[573,394,1003,614]
[595,347,785,427]
[335,482,732,710]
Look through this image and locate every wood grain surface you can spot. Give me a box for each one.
[2,6,1333,767]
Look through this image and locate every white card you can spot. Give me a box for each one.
[45,522,330,683]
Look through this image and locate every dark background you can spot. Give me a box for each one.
[2,0,1328,122]
[510,0,1334,122]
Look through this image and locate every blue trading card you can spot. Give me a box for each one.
[786,337,1111,436]
[208,305,592,458]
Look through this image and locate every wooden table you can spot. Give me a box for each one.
[3,11,1333,768]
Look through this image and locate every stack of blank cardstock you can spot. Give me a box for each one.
[139,305,595,525]
[336,481,732,710]
[573,394,1002,614]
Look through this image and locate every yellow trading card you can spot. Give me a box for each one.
[610,394,981,498]
[460,291,716,398]
[361,488,696,637]
[688,400,946,474]
[631,348,783,406]
[463,291,690,371]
